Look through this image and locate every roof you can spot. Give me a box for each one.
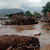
[0,16,9,19]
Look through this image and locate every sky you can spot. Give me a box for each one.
[0,0,50,13]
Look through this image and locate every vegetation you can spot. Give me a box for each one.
[34,11,40,16]
[6,10,40,18]
[26,11,34,17]
[42,2,50,14]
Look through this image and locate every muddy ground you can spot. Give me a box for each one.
[42,23,50,30]
[15,25,35,32]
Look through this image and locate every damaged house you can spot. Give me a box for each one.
[47,12,50,26]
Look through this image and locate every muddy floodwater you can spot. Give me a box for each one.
[0,21,50,50]
[0,21,43,36]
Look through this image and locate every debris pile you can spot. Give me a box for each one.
[0,35,40,50]
[5,17,38,25]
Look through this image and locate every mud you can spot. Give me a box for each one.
[42,23,50,30]
[15,25,35,32]
[45,44,50,50]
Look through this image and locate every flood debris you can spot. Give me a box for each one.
[0,35,40,50]
[34,33,41,36]
[5,17,38,25]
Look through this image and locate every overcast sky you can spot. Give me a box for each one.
[0,0,50,13]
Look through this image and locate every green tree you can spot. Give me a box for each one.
[26,11,33,17]
[34,11,40,16]
[42,2,50,14]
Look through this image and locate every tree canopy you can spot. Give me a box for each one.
[34,11,40,16]
[26,11,34,17]
[42,2,50,14]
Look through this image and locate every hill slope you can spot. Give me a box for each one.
[0,9,24,15]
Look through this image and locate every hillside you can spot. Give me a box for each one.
[0,9,24,15]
